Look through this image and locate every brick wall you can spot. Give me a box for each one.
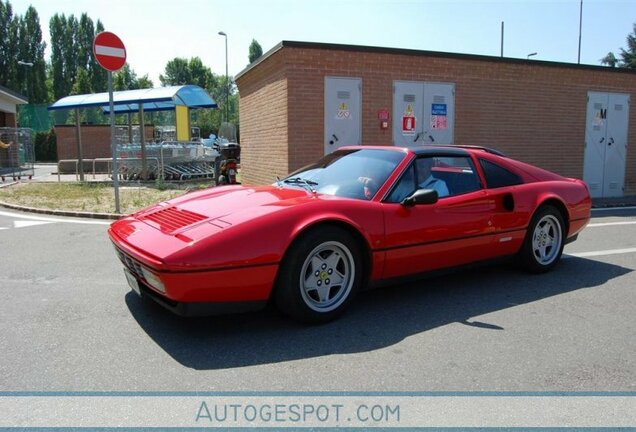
[1,112,17,127]
[236,51,289,185]
[236,43,636,194]
[55,124,154,160]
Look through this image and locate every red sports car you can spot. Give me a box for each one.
[108,145,591,323]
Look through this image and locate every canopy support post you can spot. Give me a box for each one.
[75,108,85,181]
[139,105,147,180]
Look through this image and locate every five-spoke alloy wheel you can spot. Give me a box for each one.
[519,205,565,273]
[275,226,362,323]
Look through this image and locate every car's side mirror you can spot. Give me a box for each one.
[400,188,439,207]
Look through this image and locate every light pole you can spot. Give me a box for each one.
[577,0,583,64]
[17,60,34,101]
[527,52,538,59]
[218,31,229,123]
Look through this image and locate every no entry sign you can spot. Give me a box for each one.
[93,32,126,72]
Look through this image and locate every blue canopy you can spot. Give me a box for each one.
[47,85,217,113]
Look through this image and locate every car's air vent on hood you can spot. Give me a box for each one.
[141,207,207,233]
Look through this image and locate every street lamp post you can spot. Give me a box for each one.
[17,60,34,101]
[527,52,538,59]
[218,31,229,123]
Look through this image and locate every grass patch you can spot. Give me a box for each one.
[0,181,211,214]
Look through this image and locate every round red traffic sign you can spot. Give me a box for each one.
[93,31,126,72]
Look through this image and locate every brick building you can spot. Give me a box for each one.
[0,84,26,127]
[235,41,636,198]
[55,124,154,160]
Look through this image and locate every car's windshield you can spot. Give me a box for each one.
[280,148,405,200]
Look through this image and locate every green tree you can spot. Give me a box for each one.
[600,52,618,68]
[0,0,16,87]
[71,68,92,95]
[160,57,217,90]
[113,64,154,90]
[18,6,47,102]
[248,39,263,63]
[619,22,636,69]
[76,14,93,70]
[113,64,137,90]
[62,15,79,89]
[49,13,66,99]
[49,13,106,100]
[3,4,20,90]
[135,74,153,89]
[603,22,636,69]
[90,20,108,92]
[188,57,215,89]
[159,57,191,85]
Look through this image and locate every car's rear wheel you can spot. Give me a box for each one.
[275,226,362,323]
[519,205,565,273]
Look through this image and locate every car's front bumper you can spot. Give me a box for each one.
[113,244,277,316]
[131,277,267,316]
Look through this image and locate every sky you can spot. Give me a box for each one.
[9,0,636,85]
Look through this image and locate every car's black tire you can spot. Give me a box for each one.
[274,226,363,324]
[518,205,565,273]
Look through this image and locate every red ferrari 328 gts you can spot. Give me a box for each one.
[108,145,591,323]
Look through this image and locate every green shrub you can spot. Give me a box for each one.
[34,129,57,162]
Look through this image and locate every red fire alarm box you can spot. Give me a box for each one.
[378,109,390,130]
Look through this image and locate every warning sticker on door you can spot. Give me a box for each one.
[430,103,448,130]
[593,108,606,127]
[336,102,351,120]
[402,104,416,136]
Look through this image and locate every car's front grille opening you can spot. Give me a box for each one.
[115,247,146,283]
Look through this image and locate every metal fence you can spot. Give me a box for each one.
[0,128,35,181]
[116,141,219,181]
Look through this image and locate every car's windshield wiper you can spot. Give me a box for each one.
[282,177,318,193]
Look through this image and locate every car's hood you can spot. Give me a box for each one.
[109,185,321,268]
[135,185,314,231]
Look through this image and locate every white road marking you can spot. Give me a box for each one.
[566,247,636,258]
[14,220,54,229]
[0,210,112,225]
[588,221,636,227]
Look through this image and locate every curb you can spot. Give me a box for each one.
[0,200,122,220]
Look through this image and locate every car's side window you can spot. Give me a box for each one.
[416,156,481,198]
[479,158,523,189]
[385,155,482,203]
[386,164,416,203]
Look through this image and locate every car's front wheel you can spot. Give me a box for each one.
[519,205,565,273]
[275,226,362,323]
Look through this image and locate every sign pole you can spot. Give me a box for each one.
[108,71,120,213]
[93,31,126,214]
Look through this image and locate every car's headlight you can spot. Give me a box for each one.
[141,267,166,293]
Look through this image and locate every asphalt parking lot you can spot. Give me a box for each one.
[0,206,634,391]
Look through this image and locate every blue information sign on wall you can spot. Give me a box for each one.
[432,104,447,116]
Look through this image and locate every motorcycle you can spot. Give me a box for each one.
[213,123,241,185]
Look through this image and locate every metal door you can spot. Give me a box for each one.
[393,81,425,146]
[422,83,455,144]
[583,92,630,198]
[393,81,455,146]
[324,77,361,154]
